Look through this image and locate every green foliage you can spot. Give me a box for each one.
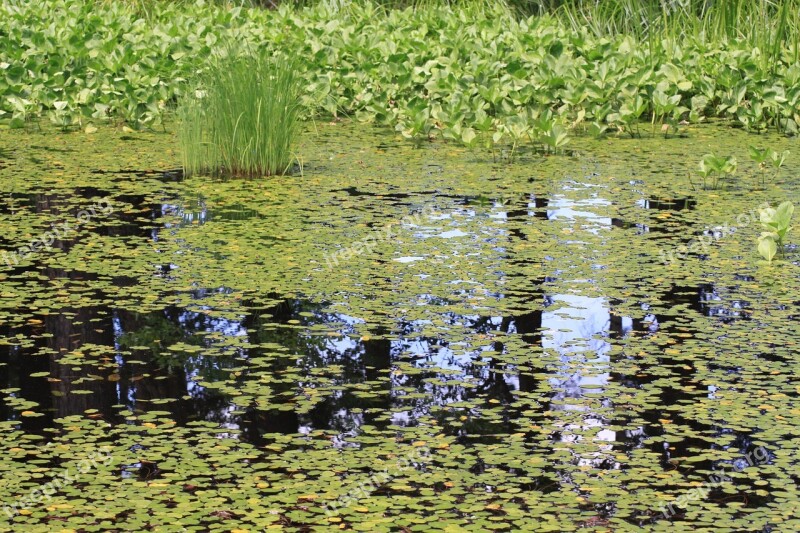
[749,146,790,188]
[758,201,794,262]
[770,148,790,170]
[750,145,771,189]
[695,153,737,190]
[540,122,569,154]
[758,231,778,262]
[2,0,800,153]
[178,49,302,177]
[555,0,800,69]
[749,145,771,166]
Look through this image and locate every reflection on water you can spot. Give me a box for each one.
[544,294,617,467]
[0,181,755,443]
[537,180,621,477]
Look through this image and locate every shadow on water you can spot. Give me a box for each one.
[92,168,184,182]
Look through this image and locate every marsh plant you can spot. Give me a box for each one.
[749,146,790,188]
[693,153,737,190]
[6,1,800,141]
[770,148,790,172]
[758,201,794,262]
[178,49,302,178]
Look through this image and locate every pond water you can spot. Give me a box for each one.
[0,123,798,531]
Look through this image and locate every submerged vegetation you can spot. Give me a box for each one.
[178,49,302,177]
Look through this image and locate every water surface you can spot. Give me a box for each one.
[0,124,798,531]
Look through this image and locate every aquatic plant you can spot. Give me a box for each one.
[557,0,799,68]
[770,148,790,172]
[3,120,800,531]
[758,201,794,262]
[749,145,771,189]
[178,49,302,177]
[2,0,800,145]
[694,153,737,190]
[750,146,790,188]
[540,122,570,154]
[651,88,685,137]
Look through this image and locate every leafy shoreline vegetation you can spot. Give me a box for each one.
[2,0,800,153]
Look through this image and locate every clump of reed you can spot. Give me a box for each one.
[179,48,302,178]
[553,0,798,66]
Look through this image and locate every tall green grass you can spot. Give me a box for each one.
[553,0,799,63]
[178,49,302,178]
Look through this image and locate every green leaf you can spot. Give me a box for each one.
[758,234,777,262]
[461,127,476,146]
